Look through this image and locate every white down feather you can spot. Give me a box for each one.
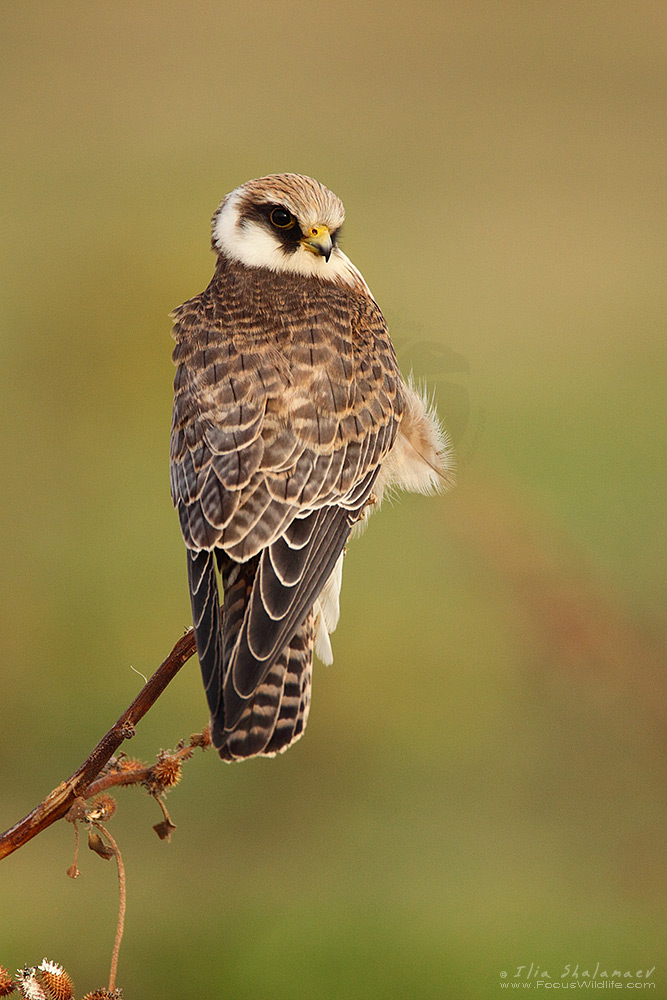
[313,551,345,665]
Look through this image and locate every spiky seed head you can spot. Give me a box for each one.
[38,961,74,1000]
[0,966,15,998]
[149,752,183,791]
[85,794,117,823]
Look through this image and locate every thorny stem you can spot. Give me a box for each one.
[96,823,126,993]
[0,627,197,861]
[83,740,198,799]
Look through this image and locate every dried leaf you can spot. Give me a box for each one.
[65,798,88,823]
[87,830,115,860]
[153,818,177,841]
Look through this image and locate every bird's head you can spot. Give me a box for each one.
[211,173,359,286]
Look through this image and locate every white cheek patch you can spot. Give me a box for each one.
[213,194,281,267]
[230,219,285,270]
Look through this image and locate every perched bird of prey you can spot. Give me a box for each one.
[170,173,453,762]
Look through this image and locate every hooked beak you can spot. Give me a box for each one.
[301,224,333,262]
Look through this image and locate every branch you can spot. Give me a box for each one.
[0,627,197,861]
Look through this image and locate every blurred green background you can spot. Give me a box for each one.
[1,2,665,997]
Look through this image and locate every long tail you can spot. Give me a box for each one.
[219,612,315,761]
[186,548,315,760]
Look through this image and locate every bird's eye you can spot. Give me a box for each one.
[270,207,296,229]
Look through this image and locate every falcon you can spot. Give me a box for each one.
[170,173,454,761]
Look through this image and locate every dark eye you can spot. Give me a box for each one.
[270,207,296,229]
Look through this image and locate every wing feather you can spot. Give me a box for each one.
[204,404,264,454]
[186,549,222,703]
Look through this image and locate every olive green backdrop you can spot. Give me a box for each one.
[1,2,664,997]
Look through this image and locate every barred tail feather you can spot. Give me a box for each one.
[217,613,315,761]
